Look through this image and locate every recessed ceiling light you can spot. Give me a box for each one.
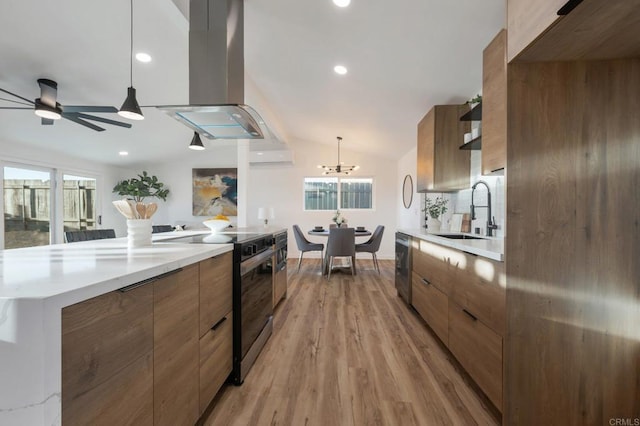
[257,152,263,155]
[119,151,129,156]
[333,0,351,7]
[334,65,348,75]
[135,52,152,63]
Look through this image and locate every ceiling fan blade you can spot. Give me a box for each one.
[62,113,105,132]
[73,112,132,128]
[0,106,32,110]
[37,79,58,107]
[0,87,35,105]
[42,118,54,125]
[63,105,118,113]
[0,97,34,107]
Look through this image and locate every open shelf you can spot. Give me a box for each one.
[460,103,482,121]
[459,136,482,150]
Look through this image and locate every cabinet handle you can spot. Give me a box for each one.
[211,316,228,331]
[557,0,582,15]
[462,309,478,321]
[490,167,504,173]
[421,277,431,286]
[118,268,184,292]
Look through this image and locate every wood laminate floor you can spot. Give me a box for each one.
[201,259,499,426]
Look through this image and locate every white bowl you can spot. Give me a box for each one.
[203,219,231,233]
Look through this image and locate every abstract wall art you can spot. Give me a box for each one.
[192,168,238,217]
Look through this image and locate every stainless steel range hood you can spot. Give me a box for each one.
[158,0,269,139]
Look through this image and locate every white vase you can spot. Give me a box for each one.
[427,217,441,233]
[127,219,152,248]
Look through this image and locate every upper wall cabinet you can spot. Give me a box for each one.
[508,0,640,62]
[417,105,470,192]
[481,29,507,175]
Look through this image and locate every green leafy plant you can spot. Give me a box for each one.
[112,171,169,202]
[422,196,448,219]
[465,94,482,105]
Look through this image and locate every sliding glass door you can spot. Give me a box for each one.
[3,165,54,249]
[63,174,97,232]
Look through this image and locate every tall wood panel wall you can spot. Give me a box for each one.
[505,59,640,424]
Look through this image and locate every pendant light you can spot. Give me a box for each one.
[317,136,360,175]
[118,0,144,120]
[189,131,205,150]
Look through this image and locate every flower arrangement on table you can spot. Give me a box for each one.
[332,210,348,227]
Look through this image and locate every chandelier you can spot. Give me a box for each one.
[318,136,360,175]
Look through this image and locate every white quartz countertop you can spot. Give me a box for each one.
[0,236,232,306]
[397,228,504,262]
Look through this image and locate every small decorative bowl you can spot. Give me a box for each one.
[203,219,231,233]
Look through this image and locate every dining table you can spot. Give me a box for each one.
[307,227,372,275]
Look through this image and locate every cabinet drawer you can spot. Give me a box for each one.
[411,271,449,346]
[412,239,458,295]
[449,302,503,410]
[62,284,154,426]
[450,252,505,336]
[199,310,233,416]
[200,252,233,337]
[154,265,200,426]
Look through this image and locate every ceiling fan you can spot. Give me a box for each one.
[0,79,132,132]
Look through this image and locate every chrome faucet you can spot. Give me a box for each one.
[471,180,498,237]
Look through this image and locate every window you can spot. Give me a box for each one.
[304,177,373,210]
[1,164,100,249]
[3,166,53,249]
[63,174,97,232]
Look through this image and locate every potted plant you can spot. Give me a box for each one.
[112,171,170,247]
[422,196,448,232]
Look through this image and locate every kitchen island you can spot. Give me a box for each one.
[0,237,232,425]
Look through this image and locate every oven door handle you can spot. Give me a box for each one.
[240,248,275,275]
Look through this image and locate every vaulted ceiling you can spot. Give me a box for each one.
[0,0,504,166]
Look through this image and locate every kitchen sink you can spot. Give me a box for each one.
[434,233,487,240]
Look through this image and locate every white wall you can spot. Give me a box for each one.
[0,139,133,241]
[247,138,398,260]
[396,146,421,229]
[142,137,399,259]
[138,144,240,228]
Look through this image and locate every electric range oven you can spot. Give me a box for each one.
[162,232,274,385]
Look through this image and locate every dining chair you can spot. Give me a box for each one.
[326,227,356,281]
[292,225,324,272]
[355,225,385,273]
[64,229,116,243]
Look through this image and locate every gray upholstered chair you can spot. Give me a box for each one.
[292,225,324,272]
[355,225,385,273]
[326,227,356,281]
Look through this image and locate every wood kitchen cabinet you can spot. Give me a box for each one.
[199,310,233,415]
[481,29,507,175]
[153,264,200,426]
[507,0,565,62]
[199,252,233,338]
[508,0,640,62]
[411,271,449,345]
[62,253,234,425]
[449,302,503,409]
[416,104,470,192]
[410,236,505,412]
[198,252,233,415]
[62,281,154,426]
